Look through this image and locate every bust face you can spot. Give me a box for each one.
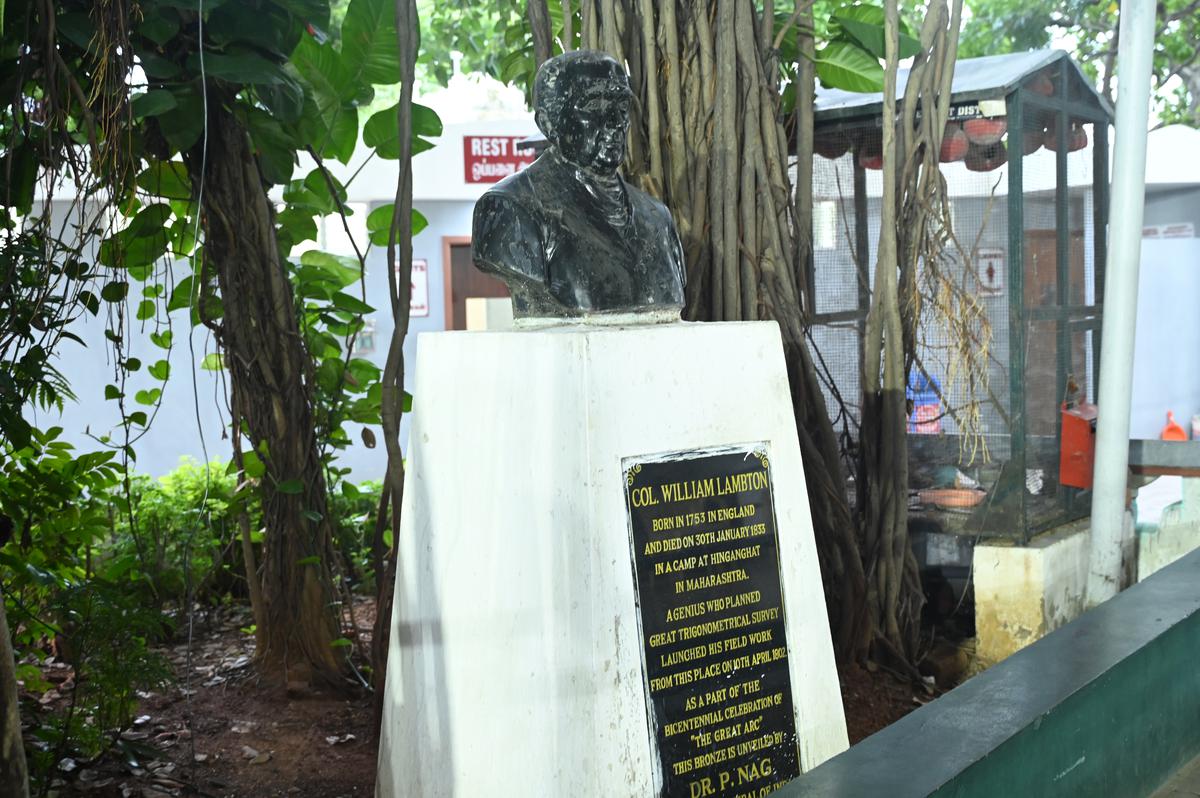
[536,53,632,176]
[556,81,630,175]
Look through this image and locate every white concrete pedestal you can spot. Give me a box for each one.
[377,321,847,797]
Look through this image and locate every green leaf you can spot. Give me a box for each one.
[816,39,885,93]
[148,360,170,381]
[329,637,353,648]
[246,110,298,185]
[200,352,225,371]
[134,388,162,406]
[139,52,181,80]
[191,51,290,85]
[137,161,192,200]
[79,290,100,315]
[299,250,361,288]
[277,479,304,494]
[302,509,323,523]
[258,73,306,124]
[138,10,179,45]
[402,390,413,412]
[150,329,173,349]
[136,299,156,321]
[101,281,129,302]
[125,357,142,372]
[127,411,148,426]
[363,103,442,159]
[56,12,93,48]
[157,88,204,153]
[131,90,178,119]
[325,108,359,164]
[167,276,194,313]
[331,292,374,314]
[316,357,344,393]
[242,450,266,479]
[341,0,402,85]
[831,5,922,60]
[104,384,122,400]
[296,555,320,565]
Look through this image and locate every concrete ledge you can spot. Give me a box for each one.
[777,548,1200,797]
[974,513,1135,663]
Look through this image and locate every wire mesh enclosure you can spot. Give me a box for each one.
[809,50,1112,543]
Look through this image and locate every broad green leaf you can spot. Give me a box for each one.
[341,0,401,85]
[136,299,156,321]
[329,637,353,648]
[131,90,178,119]
[366,203,393,245]
[139,52,181,79]
[831,5,922,60]
[190,51,290,85]
[157,88,204,153]
[246,110,298,185]
[325,108,359,164]
[316,357,344,392]
[101,281,129,302]
[150,330,173,349]
[201,352,225,371]
[127,411,148,426]
[79,290,100,315]
[299,250,361,288]
[242,449,266,479]
[137,161,192,200]
[138,10,179,45]
[134,388,162,406]
[363,103,442,159]
[258,72,306,124]
[816,39,885,93]
[104,384,121,400]
[167,276,194,313]
[148,360,170,381]
[332,292,373,314]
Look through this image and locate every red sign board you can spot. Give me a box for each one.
[463,135,536,184]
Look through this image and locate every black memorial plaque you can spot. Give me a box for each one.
[623,445,800,798]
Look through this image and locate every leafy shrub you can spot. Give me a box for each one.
[105,457,251,610]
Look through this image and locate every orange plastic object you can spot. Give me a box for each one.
[1060,402,1097,489]
[1162,411,1187,441]
[918,488,986,508]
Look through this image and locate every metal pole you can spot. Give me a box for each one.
[1087,0,1156,604]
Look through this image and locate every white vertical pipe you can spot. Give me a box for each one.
[1087,0,1157,604]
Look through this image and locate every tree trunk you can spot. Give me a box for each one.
[584,0,869,664]
[192,97,345,688]
[371,0,420,732]
[0,594,30,798]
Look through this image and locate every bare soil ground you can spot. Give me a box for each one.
[26,599,936,796]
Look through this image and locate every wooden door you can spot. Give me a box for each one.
[442,236,509,330]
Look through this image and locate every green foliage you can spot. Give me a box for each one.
[0,430,168,789]
[960,0,1200,124]
[107,459,248,609]
[329,478,383,591]
[24,581,172,780]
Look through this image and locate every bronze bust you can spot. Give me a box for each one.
[471,51,686,320]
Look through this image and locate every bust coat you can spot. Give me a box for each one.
[471,150,687,319]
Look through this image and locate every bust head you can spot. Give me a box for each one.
[533,51,632,176]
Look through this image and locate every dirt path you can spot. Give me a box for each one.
[31,600,930,796]
[43,606,377,798]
